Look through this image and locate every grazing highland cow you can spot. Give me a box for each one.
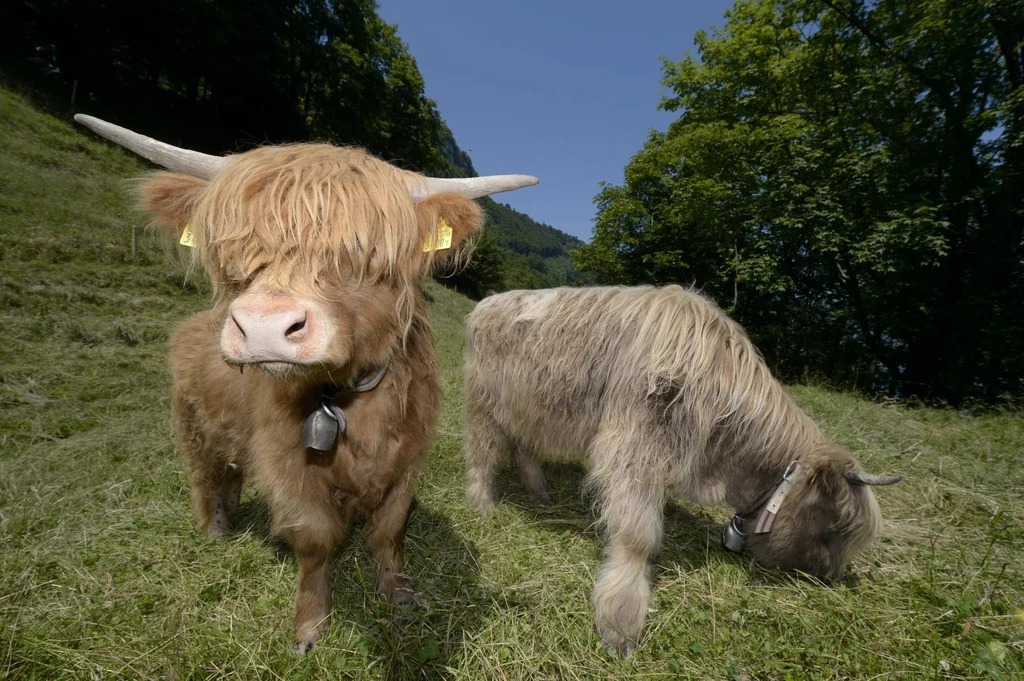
[75,115,536,652]
[464,285,900,657]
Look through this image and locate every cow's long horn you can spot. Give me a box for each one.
[407,175,539,201]
[75,114,538,197]
[845,471,902,486]
[74,114,228,180]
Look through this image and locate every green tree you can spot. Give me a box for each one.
[0,0,446,171]
[576,0,1024,402]
[436,231,507,300]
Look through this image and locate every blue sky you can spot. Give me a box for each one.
[376,0,735,241]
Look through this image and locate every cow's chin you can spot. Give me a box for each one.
[222,357,334,383]
[255,361,314,381]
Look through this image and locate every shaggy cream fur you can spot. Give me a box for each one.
[464,285,889,657]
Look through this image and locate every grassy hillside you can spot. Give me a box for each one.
[1,84,1022,680]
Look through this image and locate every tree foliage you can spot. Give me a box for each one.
[1,0,448,172]
[435,231,507,301]
[432,199,591,300]
[576,0,1024,403]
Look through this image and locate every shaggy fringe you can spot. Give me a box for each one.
[179,144,442,337]
[617,285,821,470]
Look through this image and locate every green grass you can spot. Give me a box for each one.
[1,82,1022,680]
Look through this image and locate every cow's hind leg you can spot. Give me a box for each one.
[464,404,511,515]
[513,447,551,505]
[207,463,244,536]
[366,472,418,606]
[222,464,244,516]
[590,459,666,658]
[175,395,241,536]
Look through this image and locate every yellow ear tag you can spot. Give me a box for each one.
[179,223,196,248]
[423,218,453,252]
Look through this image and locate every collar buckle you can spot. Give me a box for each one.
[722,460,802,552]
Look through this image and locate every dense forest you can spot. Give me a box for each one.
[576,0,1024,404]
[0,0,580,297]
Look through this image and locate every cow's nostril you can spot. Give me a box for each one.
[285,317,306,338]
[231,314,247,339]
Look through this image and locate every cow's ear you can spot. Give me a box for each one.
[414,193,484,269]
[805,450,856,497]
[139,172,208,240]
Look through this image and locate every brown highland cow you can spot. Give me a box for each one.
[75,115,536,652]
[463,285,901,657]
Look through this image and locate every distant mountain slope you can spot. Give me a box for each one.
[437,123,477,178]
[436,125,590,296]
[482,199,583,257]
[480,198,588,289]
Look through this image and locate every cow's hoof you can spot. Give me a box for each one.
[598,626,638,659]
[465,482,496,516]
[528,488,553,505]
[294,638,316,654]
[390,586,421,608]
[381,576,421,608]
[294,622,326,653]
[207,523,230,538]
[471,502,494,517]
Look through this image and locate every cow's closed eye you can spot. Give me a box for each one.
[223,264,265,286]
[223,266,246,284]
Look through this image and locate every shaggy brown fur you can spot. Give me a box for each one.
[143,144,483,651]
[464,285,896,657]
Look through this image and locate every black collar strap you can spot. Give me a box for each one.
[325,361,390,396]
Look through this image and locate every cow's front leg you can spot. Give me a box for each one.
[286,511,347,653]
[464,404,511,515]
[514,447,551,504]
[591,463,666,658]
[366,473,418,605]
[293,545,331,653]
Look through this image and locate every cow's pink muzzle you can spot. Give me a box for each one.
[220,295,326,364]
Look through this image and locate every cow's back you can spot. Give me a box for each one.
[465,285,723,458]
